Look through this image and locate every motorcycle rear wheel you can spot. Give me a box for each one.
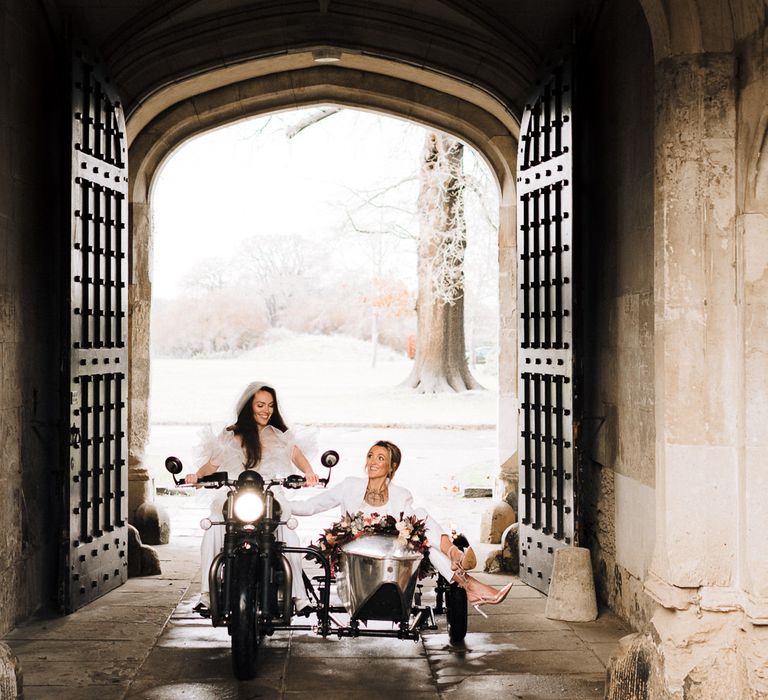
[231,556,261,680]
[446,581,468,643]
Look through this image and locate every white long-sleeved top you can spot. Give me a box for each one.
[289,476,414,519]
[289,476,454,580]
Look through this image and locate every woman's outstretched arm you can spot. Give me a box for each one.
[288,478,348,516]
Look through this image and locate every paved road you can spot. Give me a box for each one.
[4,492,626,699]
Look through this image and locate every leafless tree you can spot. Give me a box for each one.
[402,132,482,393]
[462,156,500,366]
[181,257,230,295]
[339,174,418,365]
[236,234,311,326]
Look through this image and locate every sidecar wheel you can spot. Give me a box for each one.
[231,557,260,680]
[446,582,468,643]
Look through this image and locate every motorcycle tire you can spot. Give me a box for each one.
[231,555,260,680]
[446,581,468,643]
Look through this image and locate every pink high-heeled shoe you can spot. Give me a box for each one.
[468,582,514,618]
[453,571,514,618]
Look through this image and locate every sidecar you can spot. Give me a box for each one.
[306,533,467,643]
[337,534,422,622]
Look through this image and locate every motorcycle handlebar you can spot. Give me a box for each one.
[180,473,329,490]
[281,474,332,489]
[167,451,335,489]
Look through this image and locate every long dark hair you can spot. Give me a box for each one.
[227,385,288,469]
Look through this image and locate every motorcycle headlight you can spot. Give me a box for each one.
[233,490,264,523]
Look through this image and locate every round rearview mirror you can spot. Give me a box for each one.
[199,518,212,531]
[165,456,183,474]
[285,517,298,531]
[320,450,339,468]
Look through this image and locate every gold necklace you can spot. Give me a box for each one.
[364,481,389,506]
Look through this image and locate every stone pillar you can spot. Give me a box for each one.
[737,35,768,626]
[481,199,518,548]
[607,52,768,698]
[128,200,154,526]
[650,53,739,594]
[496,200,518,507]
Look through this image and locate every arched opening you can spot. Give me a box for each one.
[126,60,522,548]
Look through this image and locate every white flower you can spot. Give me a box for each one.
[395,520,412,546]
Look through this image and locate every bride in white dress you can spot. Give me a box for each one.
[184,381,319,612]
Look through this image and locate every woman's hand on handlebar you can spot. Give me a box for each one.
[183,473,199,485]
[303,471,320,487]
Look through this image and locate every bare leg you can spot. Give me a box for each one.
[439,534,477,571]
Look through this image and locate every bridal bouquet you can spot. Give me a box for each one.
[313,511,435,579]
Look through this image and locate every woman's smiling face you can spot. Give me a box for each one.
[251,390,274,427]
[366,445,391,479]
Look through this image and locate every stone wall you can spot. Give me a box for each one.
[0,2,62,633]
[607,7,768,697]
[737,9,768,624]
[579,0,658,630]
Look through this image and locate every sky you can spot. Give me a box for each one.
[151,109,434,299]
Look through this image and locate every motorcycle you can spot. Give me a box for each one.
[165,451,468,680]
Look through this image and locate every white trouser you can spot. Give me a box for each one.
[413,507,454,581]
[199,489,305,603]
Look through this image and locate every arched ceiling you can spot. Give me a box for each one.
[48,0,758,152]
[49,0,765,145]
[54,0,591,139]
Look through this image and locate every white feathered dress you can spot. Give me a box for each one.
[196,424,313,605]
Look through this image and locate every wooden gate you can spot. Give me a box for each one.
[61,46,129,613]
[516,59,578,594]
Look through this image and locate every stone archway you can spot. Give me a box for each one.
[126,59,521,537]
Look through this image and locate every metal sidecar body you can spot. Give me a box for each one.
[337,534,423,622]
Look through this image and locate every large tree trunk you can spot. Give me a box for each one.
[403,132,482,393]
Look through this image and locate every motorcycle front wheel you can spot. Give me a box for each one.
[446,581,468,643]
[230,555,260,680]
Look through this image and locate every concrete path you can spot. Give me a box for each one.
[4,494,629,699]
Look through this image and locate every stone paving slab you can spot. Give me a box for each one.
[139,642,290,682]
[41,605,172,626]
[281,655,437,693]
[281,693,439,700]
[436,672,606,699]
[126,678,285,699]
[3,639,148,663]
[7,620,167,643]
[569,615,632,643]
[287,632,429,658]
[17,658,136,688]
[423,630,586,653]
[466,612,572,632]
[430,647,606,677]
[15,686,128,700]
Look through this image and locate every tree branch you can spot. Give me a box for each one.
[285,107,342,139]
